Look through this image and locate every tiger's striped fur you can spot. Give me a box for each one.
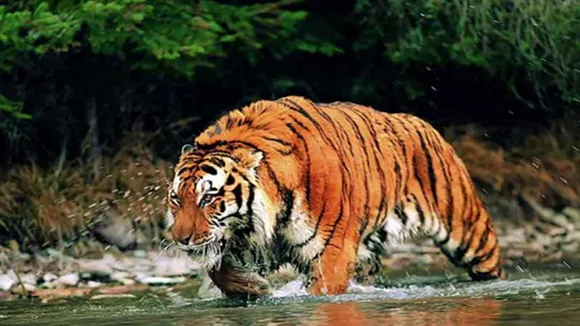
[167,96,505,296]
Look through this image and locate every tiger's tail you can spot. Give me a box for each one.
[435,202,506,281]
[400,115,506,281]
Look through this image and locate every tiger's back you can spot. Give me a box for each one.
[174,95,504,296]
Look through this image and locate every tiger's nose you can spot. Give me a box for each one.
[174,233,193,245]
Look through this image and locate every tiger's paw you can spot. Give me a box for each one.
[208,265,272,299]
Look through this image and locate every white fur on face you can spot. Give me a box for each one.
[165,209,175,230]
[172,173,182,194]
[195,169,227,197]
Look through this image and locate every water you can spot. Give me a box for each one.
[2,262,580,325]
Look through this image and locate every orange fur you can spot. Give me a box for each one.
[167,96,505,297]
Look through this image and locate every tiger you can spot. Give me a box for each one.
[166,95,505,297]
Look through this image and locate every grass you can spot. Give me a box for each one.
[450,119,579,209]
[0,132,173,251]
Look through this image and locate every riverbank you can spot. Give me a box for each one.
[1,213,579,302]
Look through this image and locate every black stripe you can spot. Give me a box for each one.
[334,109,372,234]
[296,200,327,248]
[200,164,218,175]
[210,158,226,167]
[414,197,426,225]
[262,137,294,156]
[424,131,454,237]
[391,115,412,194]
[455,213,482,263]
[286,117,328,246]
[246,184,256,232]
[177,167,193,176]
[277,189,295,227]
[279,99,353,187]
[474,223,492,256]
[468,237,498,267]
[415,129,439,205]
[280,99,352,256]
[318,104,356,157]
[232,184,243,209]
[285,120,312,212]
[394,205,408,225]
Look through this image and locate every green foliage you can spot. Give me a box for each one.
[0,95,30,119]
[0,0,339,78]
[355,0,580,109]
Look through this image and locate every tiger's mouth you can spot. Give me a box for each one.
[177,236,226,252]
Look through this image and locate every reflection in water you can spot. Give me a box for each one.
[313,298,502,326]
[171,297,502,326]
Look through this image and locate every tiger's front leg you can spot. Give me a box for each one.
[307,231,361,295]
[208,256,272,299]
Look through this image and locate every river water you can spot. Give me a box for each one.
[1,261,580,325]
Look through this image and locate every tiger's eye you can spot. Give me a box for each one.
[202,194,213,204]
[169,191,181,205]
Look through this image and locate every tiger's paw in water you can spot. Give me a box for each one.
[208,264,272,299]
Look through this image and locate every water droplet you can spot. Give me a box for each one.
[563,261,571,269]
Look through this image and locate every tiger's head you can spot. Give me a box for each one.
[166,143,267,269]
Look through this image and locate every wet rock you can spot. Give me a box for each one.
[118,278,136,286]
[197,275,223,300]
[133,250,147,258]
[151,255,201,277]
[20,273,37,286]
[86,281,102,288]
[110,271,130,281]
[136,275,187,285]
[110,271,135,285]
[55,273,79,287]
[42,273,58,283]
[11,282,35,294]
[0,274,15,291]
[76,259,114,276]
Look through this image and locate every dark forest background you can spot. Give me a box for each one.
[0,0,578,250]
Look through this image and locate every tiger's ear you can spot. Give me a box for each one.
[241,149,263,170]
[181,143,195,155]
